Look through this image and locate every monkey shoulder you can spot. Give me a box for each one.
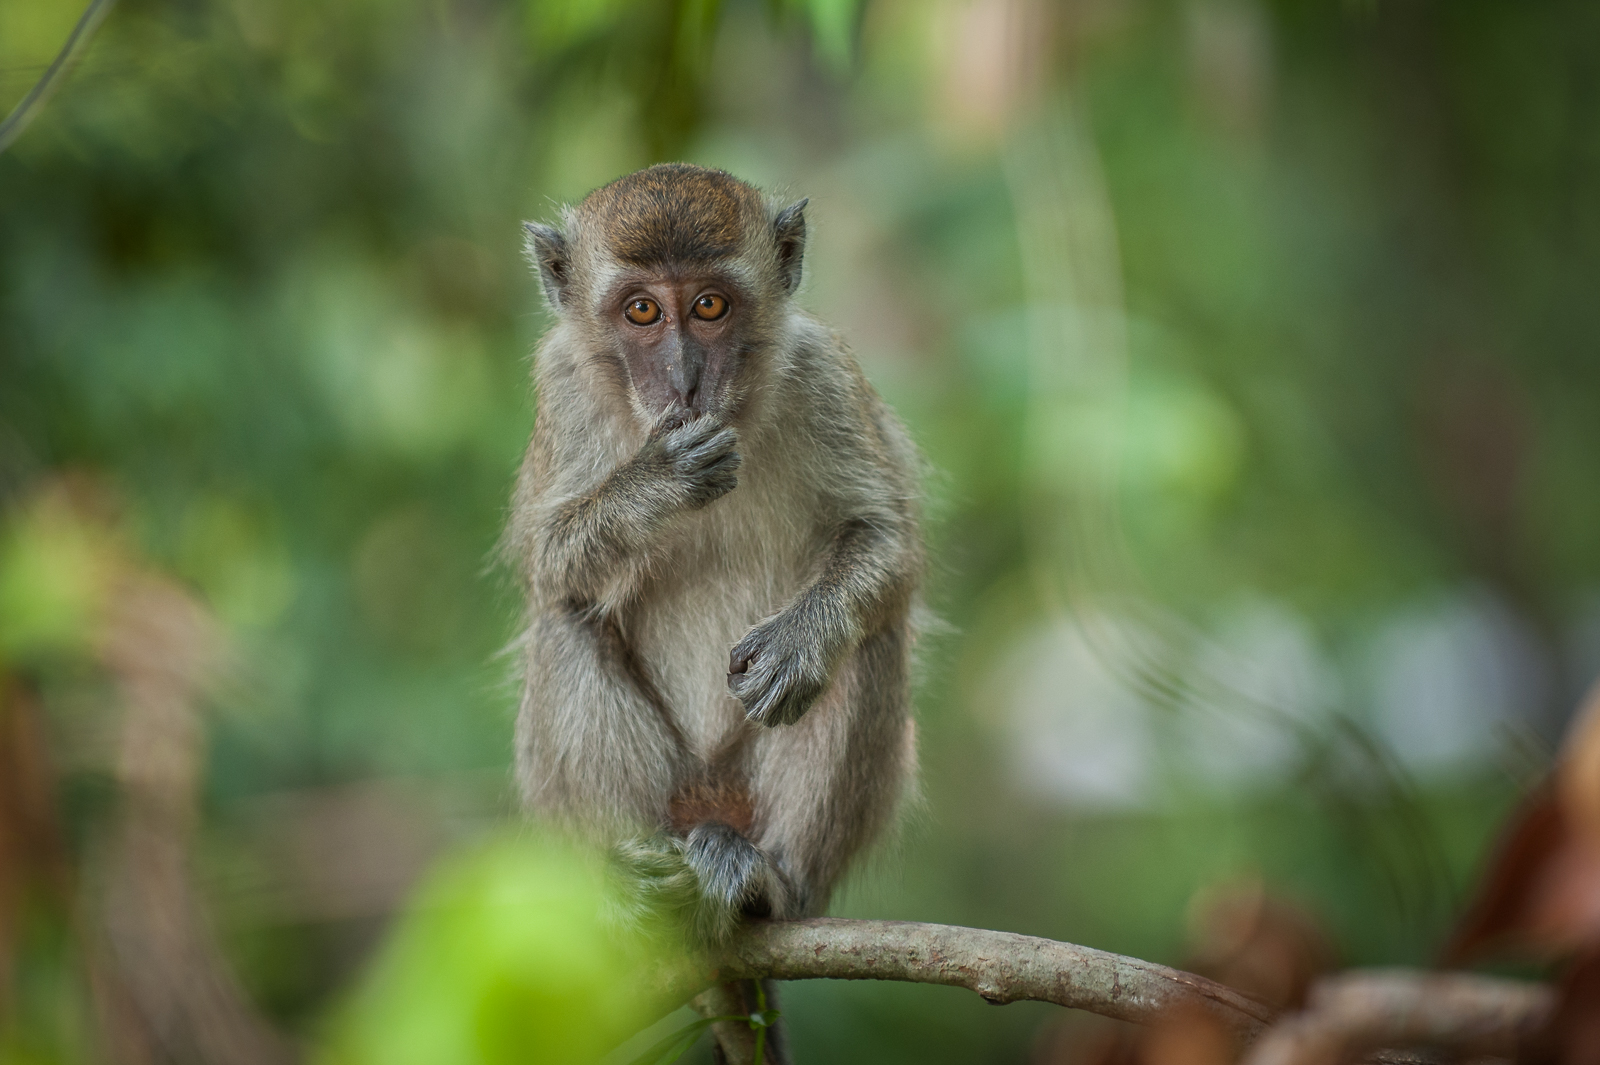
[775,316,922,496]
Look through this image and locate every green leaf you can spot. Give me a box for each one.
[801,0,860,70]
[625,1015,749,1065]
[624,1019,712,1065]
[525,0,640,54]
[314,833,669,1065]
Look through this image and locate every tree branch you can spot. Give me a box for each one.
[702,918,1276,1042]
[0,0,119,154]
[1240,970,1555,1065]
[667,921,1553,1065]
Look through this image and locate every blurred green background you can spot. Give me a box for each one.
[4,0,1600,1061]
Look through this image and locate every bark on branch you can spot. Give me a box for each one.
[675,920,1553,1065]
[701,917,1276,1042]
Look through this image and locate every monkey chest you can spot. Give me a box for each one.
[625,509,812,752]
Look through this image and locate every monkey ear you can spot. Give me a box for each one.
[523,221,571,309]
[773,198,808,295]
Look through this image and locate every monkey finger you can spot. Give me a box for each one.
[761,665,825,726]
[678,428,739,467]
[672,416,732,447]
[671,440,739,482]
[759,682,805,727]
[657,418,715,461]
[677,448,741,483]
[685,473,737,508]
[741,669,797,726]
[728,661,768,697]
[728,667,771,716]
[728,627,770,674]
[693,456,742,492]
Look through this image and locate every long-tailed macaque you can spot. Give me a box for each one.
[505,164,923,960]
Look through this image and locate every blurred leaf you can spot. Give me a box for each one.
[796,0,859,70]
[177,496,296,630]
[1444,686,1600,964]
[1544,949,1600,1065]
[315,832,668,1065]
[525,0,642,54]
[0,491,116,662]
[624,1016,724,1065]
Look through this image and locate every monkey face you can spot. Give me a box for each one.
[523,165,808,425]
[604,272,755,422]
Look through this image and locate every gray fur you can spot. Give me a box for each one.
[772,198,808,294]
[522,220,571,308]
[506,164,924,944]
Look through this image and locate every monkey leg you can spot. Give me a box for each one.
[515,606,688,832]
[745,625,916,916]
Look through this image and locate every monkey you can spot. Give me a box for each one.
[504,164,923,984]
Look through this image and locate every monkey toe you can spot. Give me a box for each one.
[607,833,701,933]
[611,834,694,892]
[683,822,785,941]
[685,823,763,907]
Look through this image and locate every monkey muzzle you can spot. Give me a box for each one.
[664,333,707,412]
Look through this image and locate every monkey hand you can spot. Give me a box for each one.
[643,415,741,509]
[728,614,835,727]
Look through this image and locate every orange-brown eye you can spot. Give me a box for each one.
[624,298,661,325]
[691,293,728,321]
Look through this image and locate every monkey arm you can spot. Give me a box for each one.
[729,512,920,727]
[531,462,674,604]
[531,417,742,604]
[794,515,920,643]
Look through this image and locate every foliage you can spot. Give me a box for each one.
[314,832,668,1065]
[4,0,1600,1061]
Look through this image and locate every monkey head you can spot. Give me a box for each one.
[523,164,807,425]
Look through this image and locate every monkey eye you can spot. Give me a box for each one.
[691,293,729,321]
[624,298,662,325]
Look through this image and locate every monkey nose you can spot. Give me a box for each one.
[665,336,706,409]
[667,364,701,409]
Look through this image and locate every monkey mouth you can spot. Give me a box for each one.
[660,396,721,424]
[656,406,692,431]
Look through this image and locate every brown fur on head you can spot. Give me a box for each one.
[583,164,763,266]
[523,164,808,425]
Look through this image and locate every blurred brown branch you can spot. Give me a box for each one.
[690,920,1552,1065]
[701,917,1275,1043]
[1240,970,1553,1065]
[1,477,295,1062]
[94,573,295,1065]
[0,679,72,1018]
